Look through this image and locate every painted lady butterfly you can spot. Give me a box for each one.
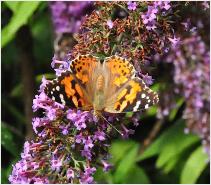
[45,55,159,115]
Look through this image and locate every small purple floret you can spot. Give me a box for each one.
[127,1,137,11]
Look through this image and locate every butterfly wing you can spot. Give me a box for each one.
[69,54,103,104]
[102,55,136,101]
[104,77,159,113]
[44,71,93,110]
[103,55,135,86]
[103,56,158,113]
[69,55,99,85]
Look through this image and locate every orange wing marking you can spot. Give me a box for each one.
[114,80,142,112]
[61,76,75,97]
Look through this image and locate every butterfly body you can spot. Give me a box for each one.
[45,55,159,114]
[93,75,105,112]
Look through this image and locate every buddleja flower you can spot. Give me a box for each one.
[106,19,114,29]
[141,1,171,30]
[127,1,137,11]
[49,2,94,60]
[201,1,210,10]
[155,3,210,155]
[49,1,93,34]
[171,35,209,154]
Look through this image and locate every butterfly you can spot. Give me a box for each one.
[44,55,159,115]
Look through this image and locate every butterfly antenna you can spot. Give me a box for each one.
[99,114,123,136]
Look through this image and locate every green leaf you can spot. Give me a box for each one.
[125,112,133,118]
[151,83,160,92]
[1,165,13,183]
[36,73,56,82]
[113,142,139,183]
[2,1,40,48]
[30,10,54,63]
[145,106,157,117]
[137,119,199,162]
[110,140,137,163]
[94,168,113,184]
[95,140,139,183]
[136,124,169,162]
[180,146,209,184]
[156,121,199,169]
[162,153,181,174]
[169,98,184,121]
[1,122,19,156]
[4,1,20,12]
[124,165,150,184]
[10,84,23,97]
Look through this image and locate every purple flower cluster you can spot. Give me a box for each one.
[9,141,49,184]
[80,167,96,184]
[156,31,210,154]
[177,36,209,154]
[49,2,93,34]
[141,1,171,30]
[9,1,182,183]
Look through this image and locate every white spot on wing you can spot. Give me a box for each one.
[59,94,64,100]
[133,100,141,111]
[141,93,146,98]
[145,104,149,109]
[59,94,65,105]
[56,86,60,91]
[61,99,66,105]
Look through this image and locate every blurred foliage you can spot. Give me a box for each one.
[1,1,209,184]
[1,122,23,183]
[1,1,54,183]
[94,120,208,184]
[2,1,41,48]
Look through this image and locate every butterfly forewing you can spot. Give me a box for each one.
[69,55,99,85]
[103,56,136,104]
[104,55,136,87]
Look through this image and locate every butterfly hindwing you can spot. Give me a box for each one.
[104,77,159,113]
